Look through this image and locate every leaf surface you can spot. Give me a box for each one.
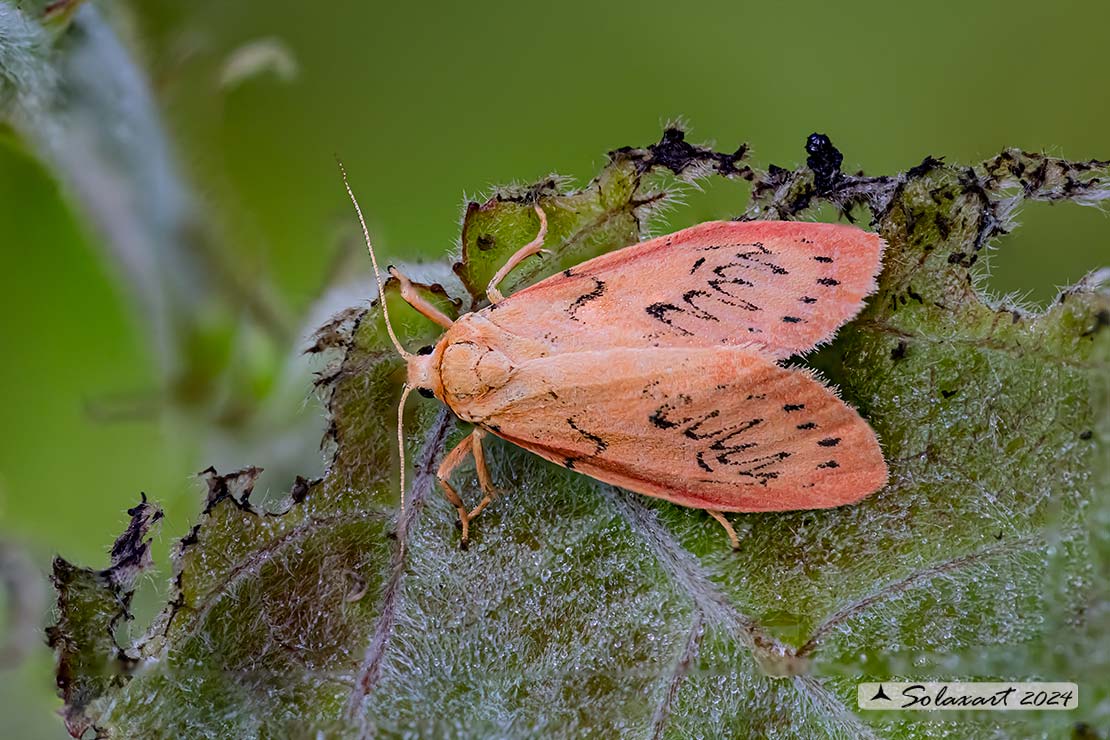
[50,131,1109,738]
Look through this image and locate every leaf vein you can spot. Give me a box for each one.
[347,407,454,723]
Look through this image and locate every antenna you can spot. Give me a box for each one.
[396,384,413,516]
[337,158,412,360]
[337,159,415,521]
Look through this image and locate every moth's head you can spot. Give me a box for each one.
[406,341,444,400]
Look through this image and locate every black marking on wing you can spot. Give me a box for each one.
[697,241,764,252]
[707,421,763,466]
[797,421,818,430]
[690,257,706,274]
[652,398,773,478]
[707,262,760,311]
[649,408,679,429]
[681,290,721,322]
[817,437,841,447]
[783,403,805,412]
[817,460,840,469]
[649,399,711,436]
[732,451,792,484]
[735,243,788,275]
[682,409,722,439]
[781,316,804,323]
[685,411,763,445]
[566,417,607,454]
[817,277,841,286]
[799,296,817,304]
[567,277,607,321]
[813,255,834,263]
[645,302,693,336]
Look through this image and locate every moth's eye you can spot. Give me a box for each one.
[418,388,435,399]
[417,345,434,355]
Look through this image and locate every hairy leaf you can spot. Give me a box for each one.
[454,127,751,307]
[50,130,1109,738]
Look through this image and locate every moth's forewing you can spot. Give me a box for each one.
[447,344,886,513]
[435,220,887,514]
[483,221,884,360]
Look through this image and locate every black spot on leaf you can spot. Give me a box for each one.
[907,155,944,178]
[806,133,844,194]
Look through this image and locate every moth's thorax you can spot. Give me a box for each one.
[441,341,512,401]
[431,313,533,422]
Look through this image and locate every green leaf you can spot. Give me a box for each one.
[47,495,162,738]
[453,127,751,307]
[49,130,1109,738]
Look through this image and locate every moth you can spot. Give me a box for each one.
[340,165,887,550]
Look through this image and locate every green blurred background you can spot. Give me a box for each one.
[1,0,1107,735]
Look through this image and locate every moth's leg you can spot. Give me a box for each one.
[437,431,478,548]
[706,510,741,552]
[389,266,454,329]
[466,428,500,520]
[486,202,549,304]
